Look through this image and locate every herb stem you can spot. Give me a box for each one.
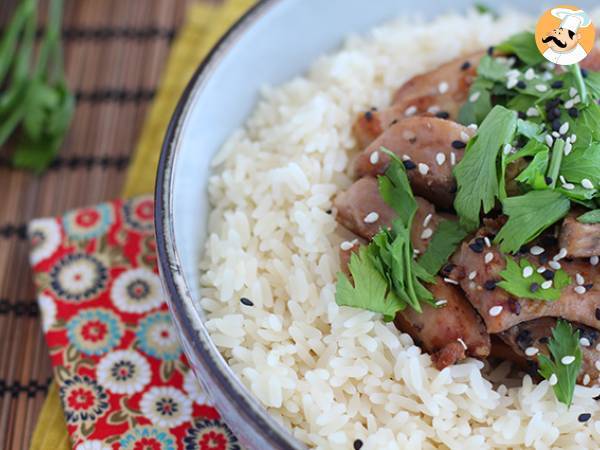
[546,138,565,189]
[569,64,588,105]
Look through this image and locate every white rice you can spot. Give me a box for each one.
[199,10,600,450]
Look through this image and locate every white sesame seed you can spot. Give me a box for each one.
[457,338,467,350]
[506,69,520,78]
[576,273,585,285]
[559,175,566,184]
[364,212,379,223]
[564,99,575,109]
[535,84,548,92]
[435,152,446,166]
[596,361,600,371]
[444,277,459,285]
[564,141,573,156]
[541,280,553,289]
[582,178,594,190]
[570,134,577,143]
[573,95,581,104]
[575,285,587,295]
[525,346,539,356]
[402,154,410,161]
[526,107,539,117]
[525,68,535,80]
[427,105,441,114]
[506,78,518,89]
[537,266,547,273]
[530,246,545,255]
[484,252,494,264]
[545,134,554,147]
[435,299,447,306]
[423,213,432,227]
[554,248,567,261]
[460,131,470,142]
[489,305,503,317]
[591,256,599,266]
[418,163,429,175]
[369,151,379,164]
[404,105,417,117]
[542,71,553,80]
[484,237,491,247]
[469,92,481,102]
[438,81,449,94]
[584,374,591,385]
[467,123,478,131]
[549,373,558,386]
[503,144,512,155]
[450,152,456,166]
[421,228,433,239]
[523,266,534,278]
[559,122,570,135]
[552,131,560,138]
[569,87,578,97]
[580,337,591,347]
[548,261,561,270]
[340,241,354,251]
[413,248,420,256]
[562,183,575,190]
[561,355,576,365]
[468,271,477,280]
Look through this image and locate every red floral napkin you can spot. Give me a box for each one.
[28,195,241,450]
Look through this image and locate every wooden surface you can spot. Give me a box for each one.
[0,1,198,448]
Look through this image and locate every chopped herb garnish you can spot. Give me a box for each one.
[577,209,600,224]
[538,320,583,407]
[497,258,571,301]
[495,31,545,66]
[417,220,468,275]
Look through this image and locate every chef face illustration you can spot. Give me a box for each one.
[535,6,595,66]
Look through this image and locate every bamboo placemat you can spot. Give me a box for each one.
[0,1,205,448]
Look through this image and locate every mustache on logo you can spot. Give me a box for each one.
[542,35,567,48]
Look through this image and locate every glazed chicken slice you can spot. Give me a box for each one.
[353,51,483,148]
[353,117,474,208]
[499,318,600,385]
[451,233,600,334]
[559,214,600,258]
[333,176,446,252]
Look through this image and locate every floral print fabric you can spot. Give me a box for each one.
[29,196,241,450]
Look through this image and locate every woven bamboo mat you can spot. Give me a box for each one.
[0,1,207,448]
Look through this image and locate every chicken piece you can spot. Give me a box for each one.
[333,176,444,252]
[451,234,600,334]
[353,117,474,209]
[499,317,600,385]
[580,46,600,72]
[559,214,600,258]
[394,278,491,369]
[352,52,483,148]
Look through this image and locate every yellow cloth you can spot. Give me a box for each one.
[29,1,254,448]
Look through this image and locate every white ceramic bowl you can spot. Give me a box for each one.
[155,1,598,448]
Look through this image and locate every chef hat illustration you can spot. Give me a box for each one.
[551,8,591,33]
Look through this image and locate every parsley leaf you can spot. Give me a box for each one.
[537,320,583,407]
[578,210,600,224]
[418,220,468,275]
[560,143,600,187]
[454,105,517,231]
[497,258,571,301]
[494,190,571,253]
[378,147,417,228]
[514,147,549,189]
[495,31,546,66]
[459,78,494,125]
[336,245,404,319]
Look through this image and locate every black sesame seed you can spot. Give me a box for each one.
[578,413,591,423]
[364,111,373,121]
[403,160,416,170]
[484,280,497,291]
[435,111,450,119]
[551,80,564,89]
[460,61,471,71]
[487,46,494,56]
[584,283,594,291]
[539,254,549,264]
[552,118,562,131]
[541,270,555,281]
[518,111,526,119]
[516,329,533,350]
[545,176,553,185]
[518,245,530,255]
[390,119,399,126]
[595,308,600,321]
[354,439,364,450]
[551,107,561,119]
[326,209,332,214]
[568,107,579,118]
[547,108,557,121]
[240,297,254,306]
[582,68,589,78]
[450,184,457,194]
[469,238,484,254]
[530,282,540,292]
[442,263,455,275]
[451,140,467,149]
[517,80,527,89]
[540,235,558,247]
[539,336,549,344]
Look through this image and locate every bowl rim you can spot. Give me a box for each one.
[154,0,303,448]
